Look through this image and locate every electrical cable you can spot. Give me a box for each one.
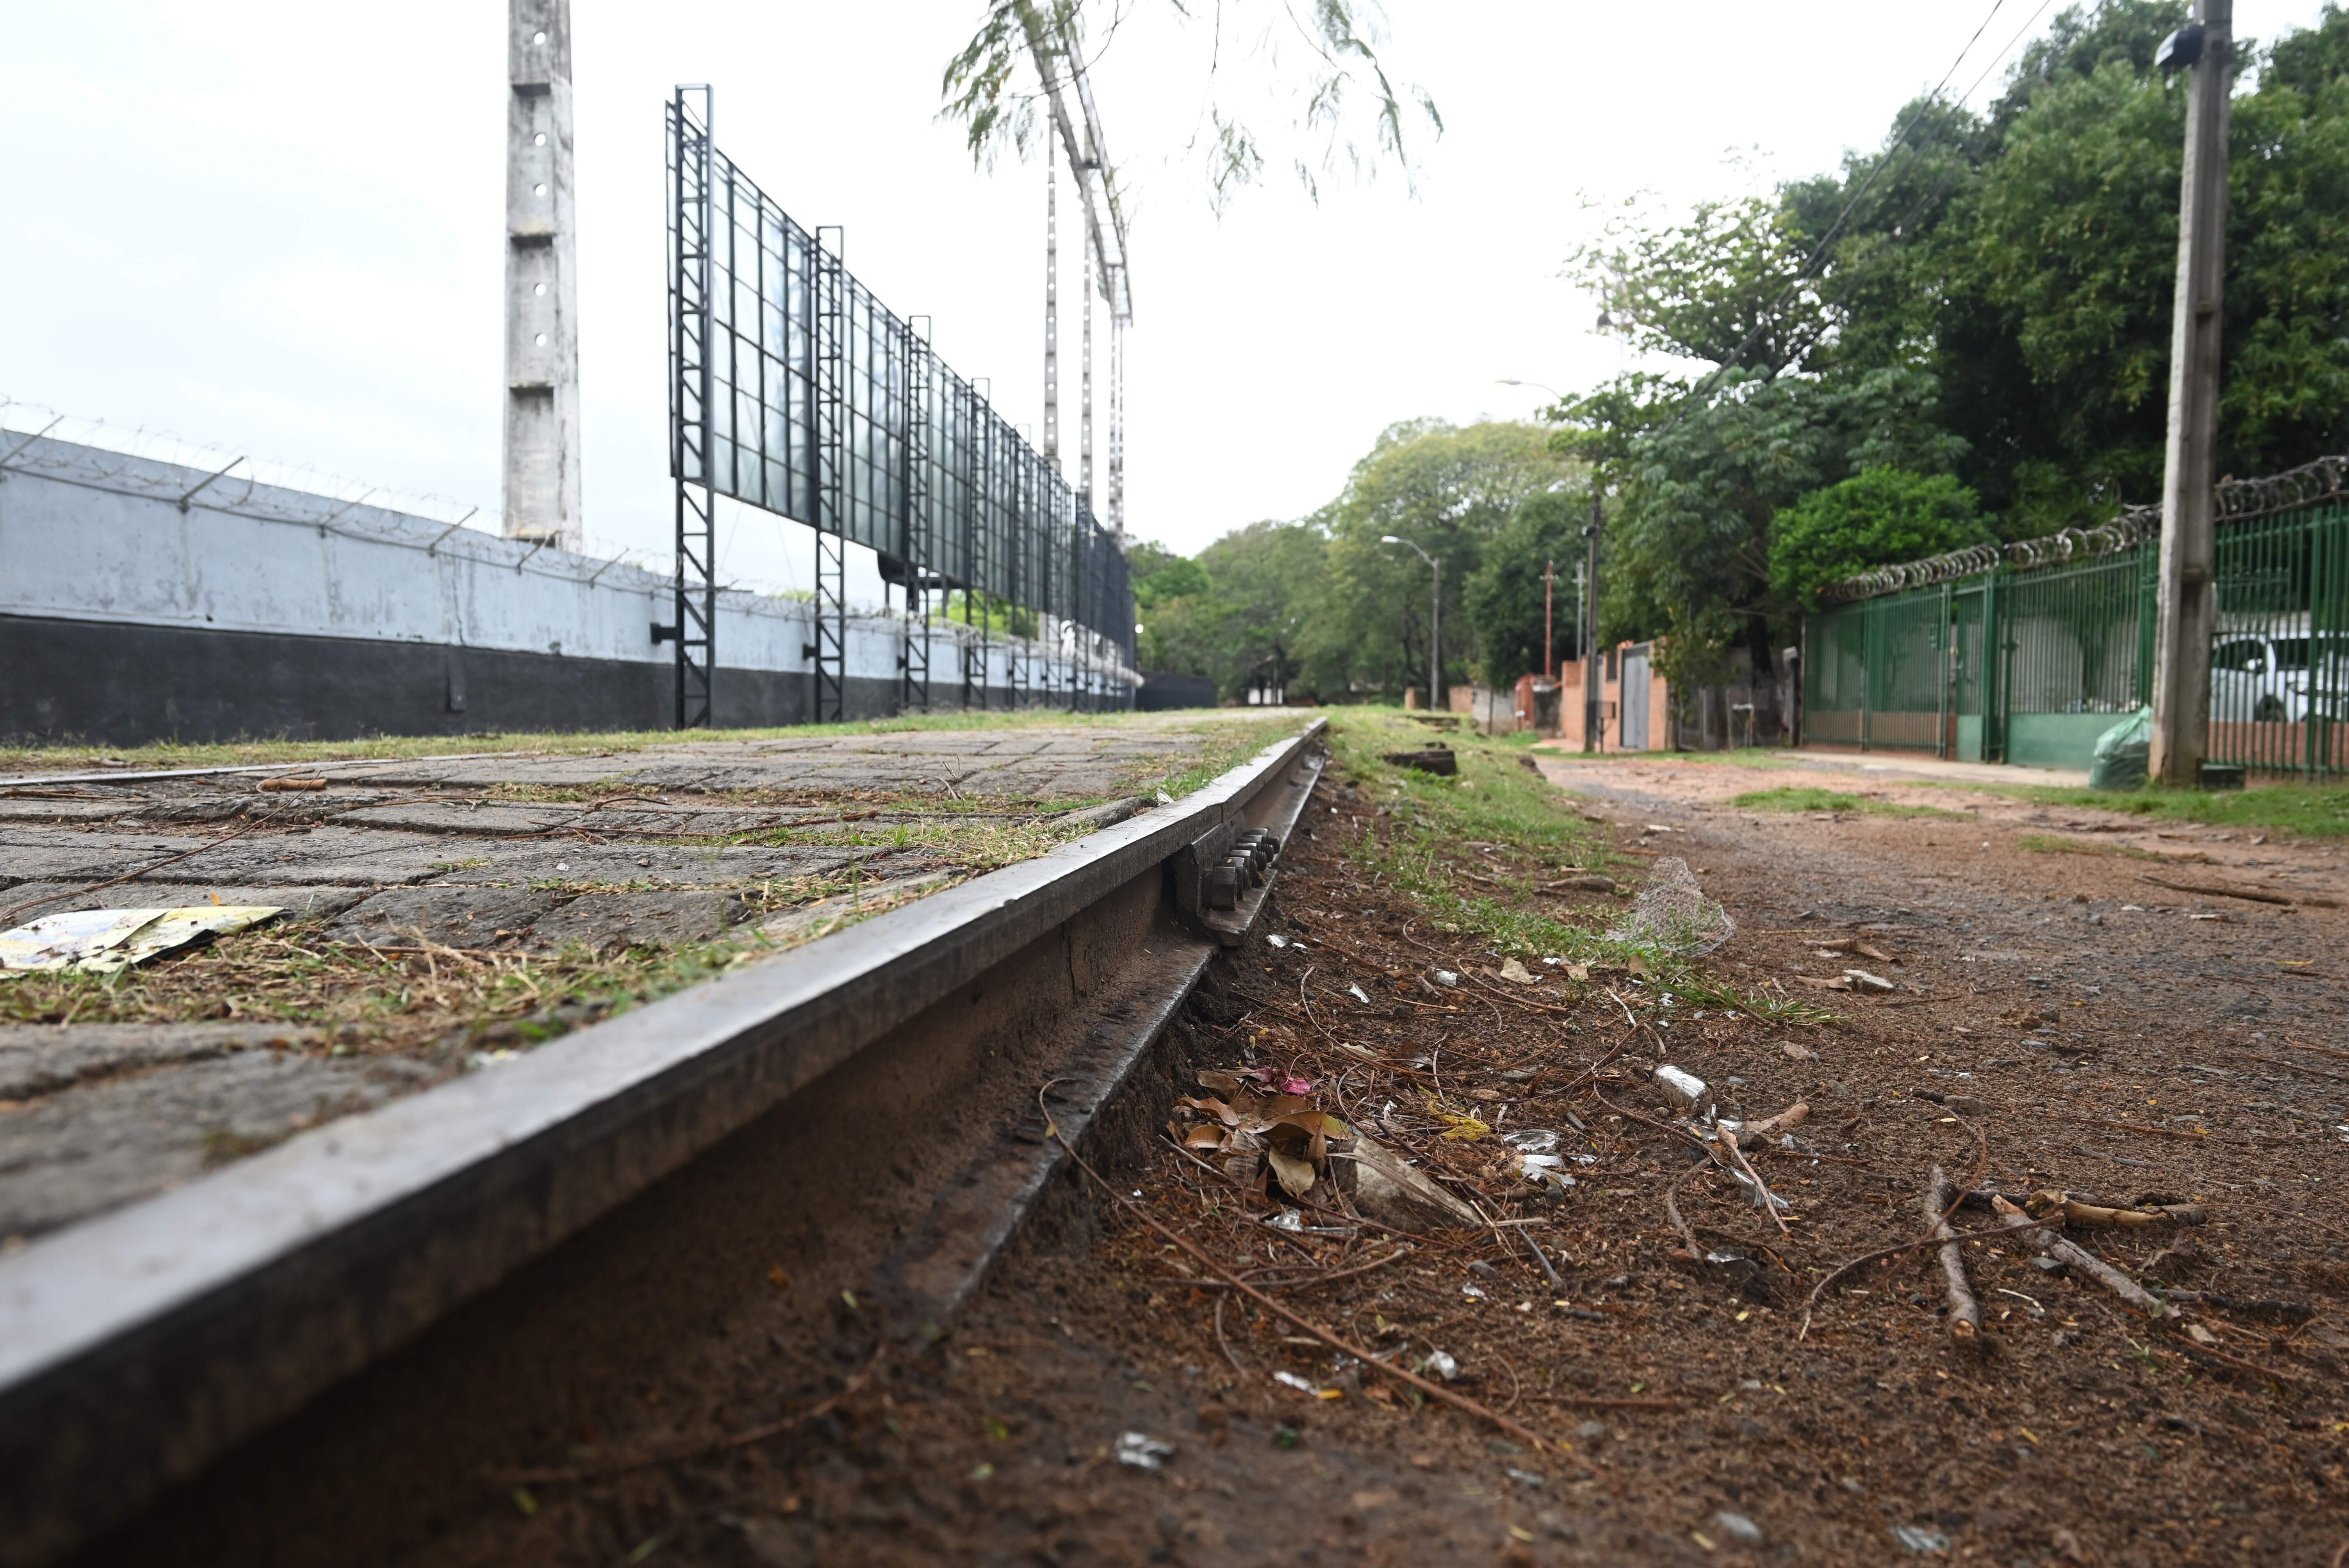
[1637,0,2042,426]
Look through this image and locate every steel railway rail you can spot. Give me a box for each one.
[0,719,1328,1567]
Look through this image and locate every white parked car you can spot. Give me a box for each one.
[2210,628,2349,723]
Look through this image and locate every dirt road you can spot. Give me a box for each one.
[339,749,2349,1568]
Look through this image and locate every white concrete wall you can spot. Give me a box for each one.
[0,435,1135,695]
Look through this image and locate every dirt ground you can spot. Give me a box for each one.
[445,750,2349,1568]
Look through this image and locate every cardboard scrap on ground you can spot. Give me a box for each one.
[0,906,283,975]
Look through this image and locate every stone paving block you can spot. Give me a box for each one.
[0,847,146,890]
[429,843,884,889]
[521,890,750,955]
[0,1021,325,1100]
[0,883,370,925]
[323,886,573,949]
[0,1049,438,1237]
[141,827,478,887]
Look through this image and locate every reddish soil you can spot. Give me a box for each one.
[431,754,2349,1567]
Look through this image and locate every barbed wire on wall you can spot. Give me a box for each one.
[0,398,1144,684]
[1819,453,2349,604]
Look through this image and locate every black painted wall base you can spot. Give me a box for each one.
[0,615,1062,747]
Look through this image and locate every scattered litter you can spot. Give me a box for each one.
[1891,1524,1950,1554]
[256,776,329,793]
[1430,969,1459,988]
[1156,789,1174,805]
[1502,1130,1560,1154]
[0,905,282,975]
[1266,933,1289,949]
[1419,1351,1459,1380]
[1715,1512,1763,1545]
[1346,984,1373,1005]
[1605,857,1734,955]
[1461,1284,1488,1299]
[1517,1154,1574,1188]
[1782,1042,1818,1061]
[1504,1467,1545,1487]
[1497,957,1536,984]
[1844,969,1896,992]
[1272,1371,1319,1394]
[1652,1065,1714,1119]
[1115,1431,1175,1471]
[1266,1209,1306,1232]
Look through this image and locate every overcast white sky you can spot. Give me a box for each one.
[3,0,2329,592]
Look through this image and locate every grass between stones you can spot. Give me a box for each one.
[1728,785,1965,818]
[0,709,1287,778]
[0,716,1310,1042]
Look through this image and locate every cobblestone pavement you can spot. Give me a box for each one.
[0,714,1289,1242]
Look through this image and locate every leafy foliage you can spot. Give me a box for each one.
[1769,468,1994,606]
[1546,0,2349,683]
[938,0,1440,210]
[1464,489,1590,687]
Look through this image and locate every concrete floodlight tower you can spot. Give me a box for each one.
[502,0,583,551]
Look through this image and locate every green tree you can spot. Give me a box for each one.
[1464,490,1588,687]
[1769,468,1996,606]
[1305,420,1572,698]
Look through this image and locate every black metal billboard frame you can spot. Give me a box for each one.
[664,87,1135,729]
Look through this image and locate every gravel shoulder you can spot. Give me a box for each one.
[448,738,2348,1568]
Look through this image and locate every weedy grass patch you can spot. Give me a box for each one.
[2015,832,2164,860]
[1730,785,1965,819]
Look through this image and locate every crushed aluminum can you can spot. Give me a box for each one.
[1653,1064,1714,1119]
[1502,1129,1560,1154]
[1115,1432,1176,1471]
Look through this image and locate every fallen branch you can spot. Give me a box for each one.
[0,806,286,927]
[2045,1112,2209,1142]
[1799,1215,2043,1339]
[1716,1126,1792,1237]
[1927,1167,1981,1343]
[1991,1196,2176,1320]
[1044,1085,1556,1453]
[2141,874,2292,907]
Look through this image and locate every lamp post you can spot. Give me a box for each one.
[1381,534,1441,712]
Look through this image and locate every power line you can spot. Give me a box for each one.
[1643,0,2032,423]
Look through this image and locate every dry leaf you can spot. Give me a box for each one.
[1267,1149,1317,1197]
[1498,958,1536,984]
[1184,1124,1229,1150]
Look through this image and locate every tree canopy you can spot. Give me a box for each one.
[1124,2,2349,711]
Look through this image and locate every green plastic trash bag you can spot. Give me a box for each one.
[2089,706,2152,790]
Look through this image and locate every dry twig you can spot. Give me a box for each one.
[1927,1166,1981,1342]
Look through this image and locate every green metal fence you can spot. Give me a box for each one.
[1802,458,2349,779]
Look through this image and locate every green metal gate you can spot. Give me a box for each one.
[1801,457,2349,778]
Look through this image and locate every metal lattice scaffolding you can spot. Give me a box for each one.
[664,85,717,728]
[663,87,1135,729]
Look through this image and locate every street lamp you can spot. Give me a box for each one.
[1381,534,1441,712]
[1495,378,1563,401]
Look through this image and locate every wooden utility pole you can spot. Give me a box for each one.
[1582,494,1602,753]
[2149,0,2233,786]
[1543,558,1556,681]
